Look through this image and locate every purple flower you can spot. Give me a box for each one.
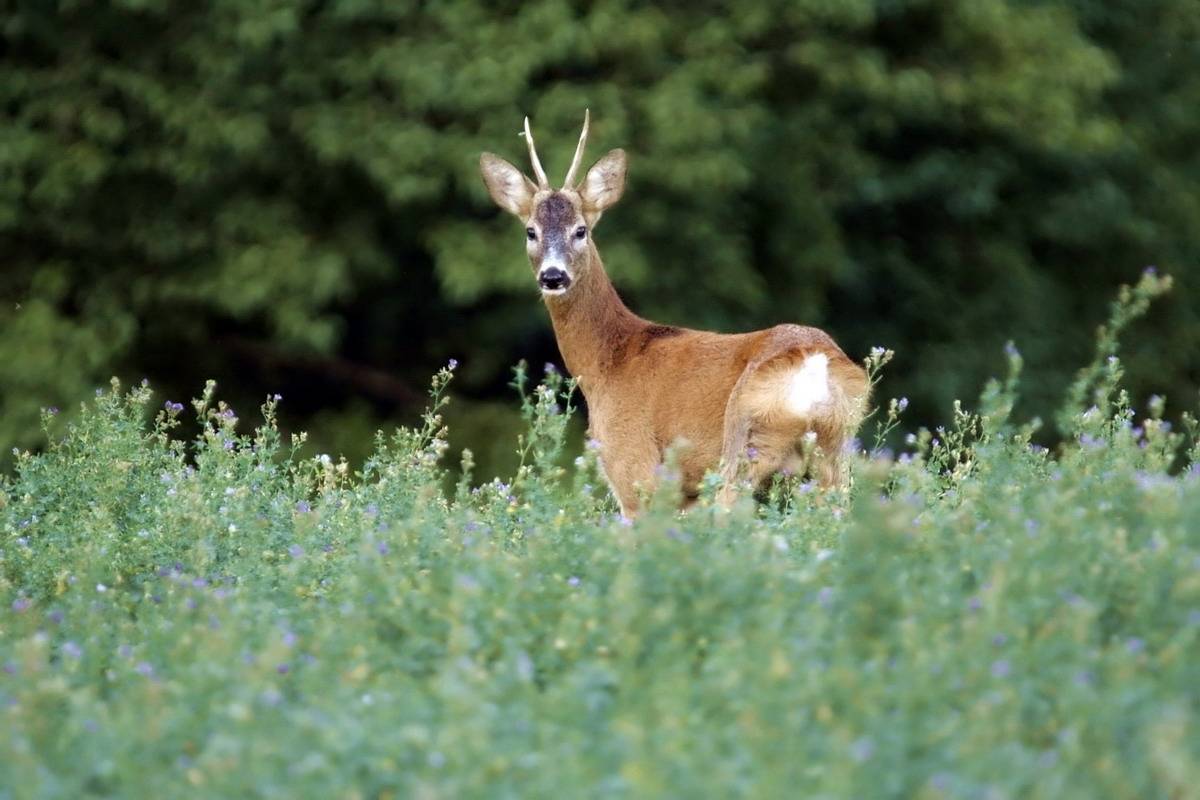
[288,544,304,558]
[365,503,379,517]
[544,362,557,374]
[62,641,82,660]
[447,358,459,370]
[276,663,290,675]
[48,609,64,624]
[377,541,390,556]
[897,397,909,412]
[1144,265,1158,276]
[192,577,207,589]
[990,659,1011,678]
[1125,637,1145,654]
[11,598,30,613]
[567,576,581,587]
[1004,341,1019,358]
[46,406,59,416]
[295,500,311,513]
[992,633,1008,648]
[118,644,132,659]
[850,737,875,762]
[164,401,185,414]
[1074,669,1094,687]
[968,596,982,611]
[817,587,835,608]
[134,661,155,677]
[222,438,235,451]
[272,393,283,402]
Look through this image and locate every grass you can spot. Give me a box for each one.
[2,270,1199,799]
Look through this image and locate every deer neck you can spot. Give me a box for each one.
[544,244,642,385]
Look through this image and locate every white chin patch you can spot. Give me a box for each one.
[541,287,568,297]
[786,353,830,415]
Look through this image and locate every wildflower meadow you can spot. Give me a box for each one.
[2,271,1198,798]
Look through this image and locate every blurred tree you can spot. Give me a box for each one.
[1,0,1195,474]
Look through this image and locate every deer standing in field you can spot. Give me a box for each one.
[480,112,869,515]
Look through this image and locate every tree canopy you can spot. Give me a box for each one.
[3,0,1197,475]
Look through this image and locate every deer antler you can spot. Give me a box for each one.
[522,116,550,189]
[562,109,590,189]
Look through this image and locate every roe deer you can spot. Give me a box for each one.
[480,111,868,515]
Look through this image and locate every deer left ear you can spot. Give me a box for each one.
[579,148,626,225]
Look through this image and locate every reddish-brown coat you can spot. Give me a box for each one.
[480,115,868,514]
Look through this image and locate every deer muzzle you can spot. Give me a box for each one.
[538,266,571,293]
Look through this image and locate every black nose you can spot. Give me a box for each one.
[538,267,569,291]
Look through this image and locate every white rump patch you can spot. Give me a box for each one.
[785,353,830,415]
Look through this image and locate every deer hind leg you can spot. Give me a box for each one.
[809,423,850,489]
[722,350,866,502]
[716,371,757,508]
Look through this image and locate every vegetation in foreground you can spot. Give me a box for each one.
[2,272,1199,799]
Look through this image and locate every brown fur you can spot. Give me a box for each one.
[480,118,869,515]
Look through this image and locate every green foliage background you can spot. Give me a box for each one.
[3,0,1198,475]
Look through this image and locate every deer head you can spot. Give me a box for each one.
[480,111,627,296]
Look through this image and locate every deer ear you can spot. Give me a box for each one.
[480,153,536,217]
[579,148,627,224]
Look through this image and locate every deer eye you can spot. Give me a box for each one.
[574,226,587,240]
[526,227,537,241]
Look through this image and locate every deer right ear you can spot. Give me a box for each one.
[480,153,536,217]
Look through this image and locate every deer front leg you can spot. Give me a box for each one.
[598,445,660,518]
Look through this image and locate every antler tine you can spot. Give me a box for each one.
[523,116,550,189]
[561,108,590,189]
